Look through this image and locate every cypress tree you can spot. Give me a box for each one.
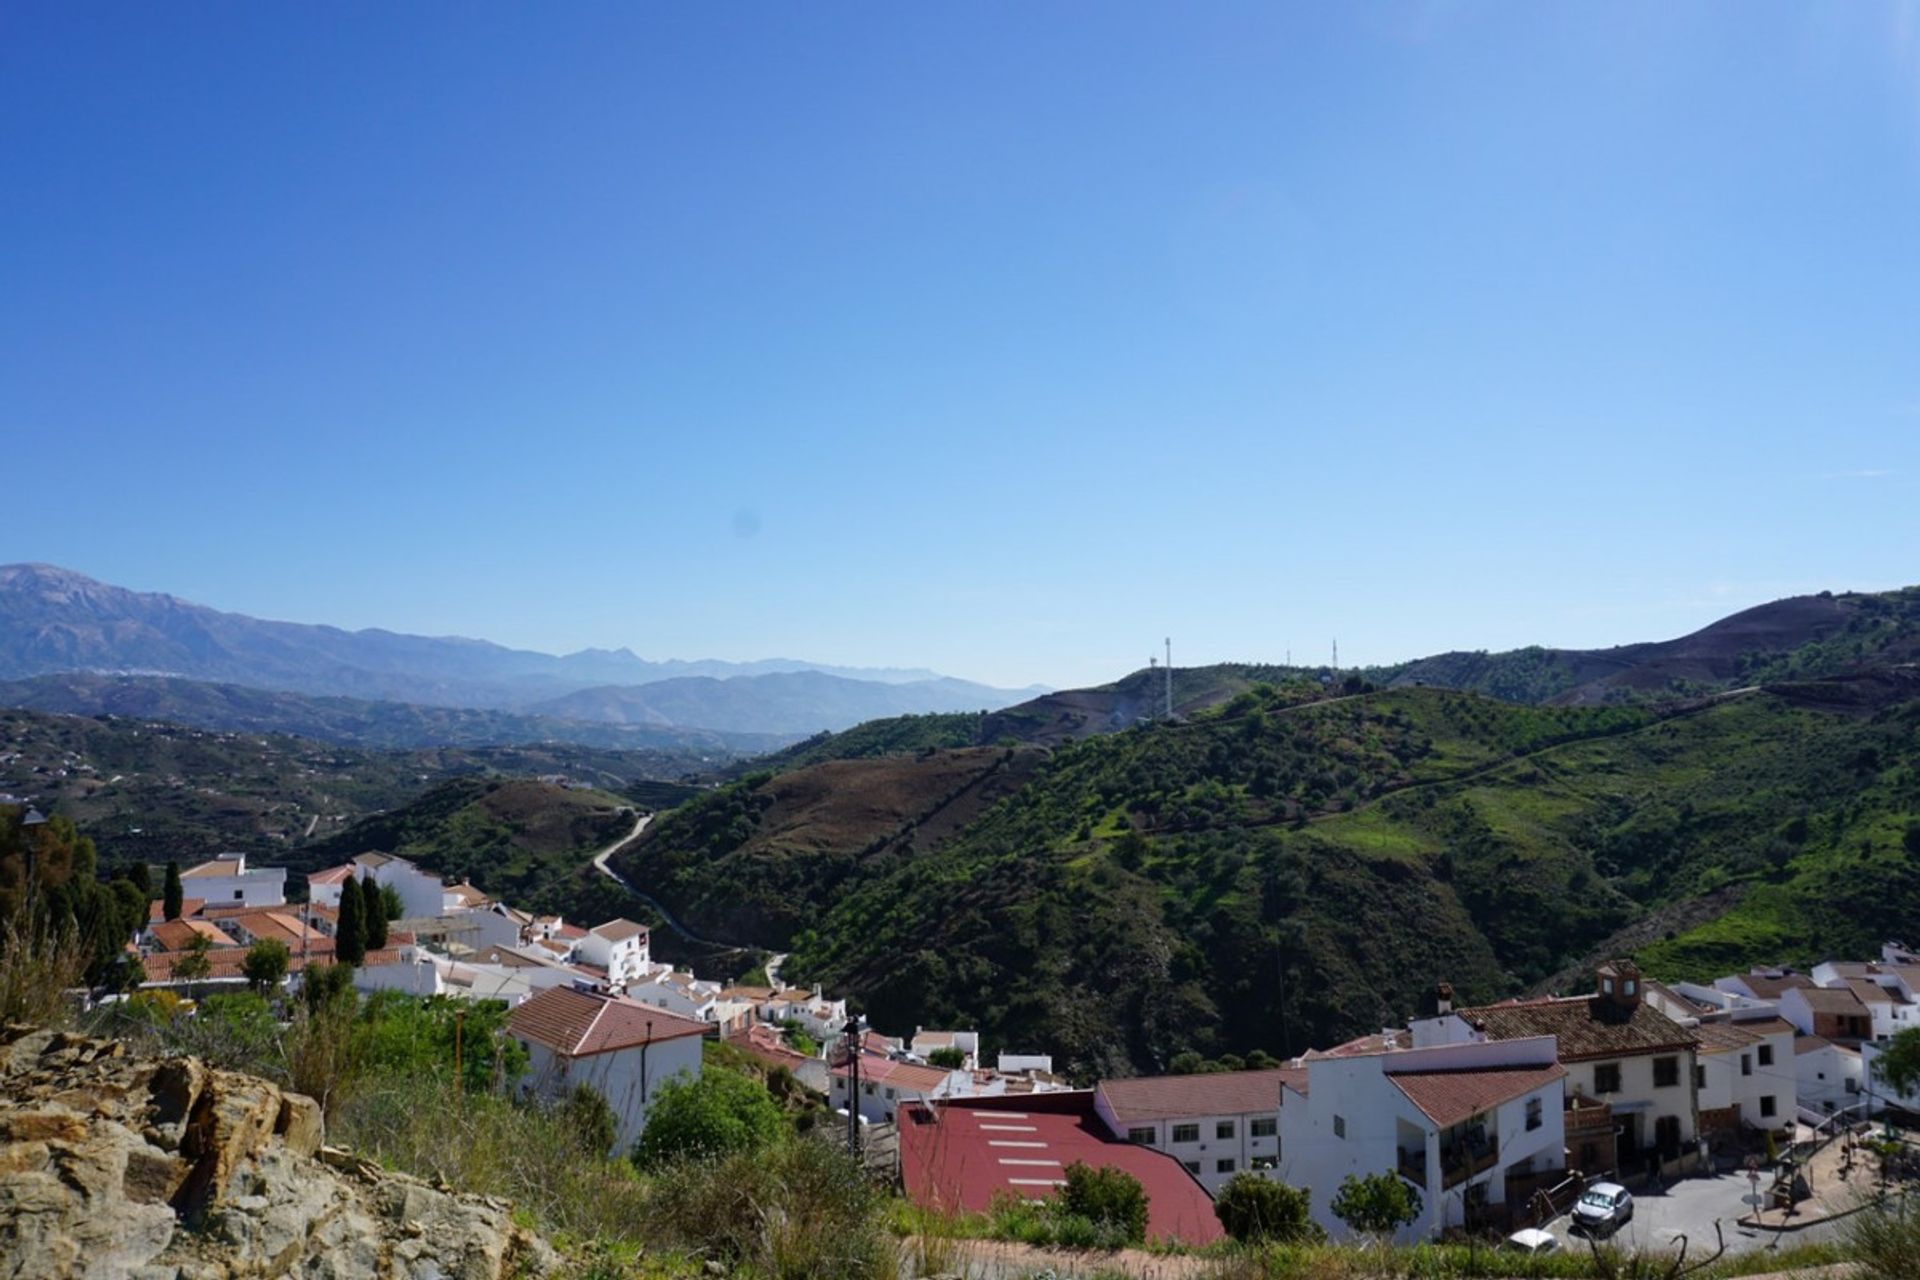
[162,861,183,921]
[125,862,152,897]
[361,871,389,950]
[336,875,366,966]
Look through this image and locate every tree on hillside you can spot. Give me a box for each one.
[243,938,290,994]
[163,861,183,921]
[302,961,356,1015]
[1873,1027,1920,1103]
[926,1046,966,1069]
[173,932,213,986]
[379,883,403,923]
[634,1068,784,1168]
[121,862,151,897]
[1331,1171,1421,1240]
[1215,1173,1316,1243]
[336,877,366,966]
[361,872,389,950]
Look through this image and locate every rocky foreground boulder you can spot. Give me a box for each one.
[0,1024,557,1280]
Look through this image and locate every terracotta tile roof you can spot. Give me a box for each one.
[1844,978,1896,1005]
[1457,997,1698,1062]
[1794,1035,1835,1056]
[1791,986,1870,1015]
[554,923,587,940]
[352,852,402,868]
[148,920,237,951]
[180,856,247,878]
[830,1053,954,1094]
[1386,1063,1566,1128]
[506,987,708,1058]
[726,1023,812,1069]
[590,918,648,942]
[307,865,355,886]
[1735,973,1814,999]
[1693,1022,1760,1054]
[148,898,205,921]
[444,882,490,907]
[718,985,777,1002]
[1095,1068,1292,1124]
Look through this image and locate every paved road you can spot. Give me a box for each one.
[588,812,736,948]
[1539,1172,1848,1258]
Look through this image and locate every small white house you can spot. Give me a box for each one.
[910,1028,980,1068]
[507,987,709,1155]
[830,1051,967,1123]
[1692,1017,1798,1134]
[576,919,651,986]
[1796,1037,1866,1118]
[178,853,287,908]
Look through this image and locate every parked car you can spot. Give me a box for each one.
[1572,1181,1633,1235]
[1502,1228,1560,1255]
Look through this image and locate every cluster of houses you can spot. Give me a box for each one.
[900,950,1920,1247]
[127,854,1920,1247]
[133,848,1064,1151]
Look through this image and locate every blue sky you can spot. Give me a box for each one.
[4,3,1917,689]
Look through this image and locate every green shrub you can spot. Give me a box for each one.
[640,1137,895,1279]
[558,1083,619,1158]
[1057,1162,1148,1244]
[1330,1170,1420,1239]
[1215,1173,1316,1243]
[1848,1195,1920,1280]
[634,1066,784,1169]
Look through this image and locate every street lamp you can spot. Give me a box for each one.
[843,1010,864,1156]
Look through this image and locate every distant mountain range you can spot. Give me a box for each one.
[0,564,1043,740]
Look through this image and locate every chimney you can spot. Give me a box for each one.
[1596,959,1642,1016]
[1435,981,1454,1015]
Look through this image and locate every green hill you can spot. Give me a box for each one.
[620,674,1920,1079]
[299,776,636,909]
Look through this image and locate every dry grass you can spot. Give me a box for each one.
[0,911,88,1027]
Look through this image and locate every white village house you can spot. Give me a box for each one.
[178,853,286,908]
[1412,961,1701,1178]
[506,986,709,1154]
[575,918,652,987]
[1280,1035,1567,1243]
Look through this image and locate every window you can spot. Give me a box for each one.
[1216,1159,1236,1174]
[1128,1127,1156,1146]
[1184,1161,1201,1175]
[1251,1117,1277,1138]
[1758,1044,1774,1067]
[1172,1123,1200,1144]
[1654,1056,1680,1088]
[1760,1095,1777,1118]
[1594,1064,1622,1095]
[1695,1065,1706,1089]
[1626,979,1637,996]
[1740,1054,1752,1077]
[884,1087,896,1100]
[862,1082,875,1096]
[1216,1120,1235,1140]
[1525,1098,1543,1131]
[1333,1115,1346,1139]
[1603,977,1614,995]
[1846,1078,1860,1094]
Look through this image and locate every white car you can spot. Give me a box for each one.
[1571,1181,1634,1235]
[1502,1228,1560,1255]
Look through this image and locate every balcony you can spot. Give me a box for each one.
[1439,1138,1499,1190]
[1565,1098,1613,1135]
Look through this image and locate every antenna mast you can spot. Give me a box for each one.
[1164,638,1173,719]
[1332,639,1339,673]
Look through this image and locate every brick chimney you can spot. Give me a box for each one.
[1434,981,1454,1015]
[1595,959,1642,1017]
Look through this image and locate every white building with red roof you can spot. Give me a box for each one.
[506,986,708,1153]
[575,918,652,987]
[178,852,287,908]
[1279,1034,1566,1243]
[830,1045,969,1123]
[1093,1067,1295,1194]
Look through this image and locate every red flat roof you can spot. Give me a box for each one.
[898,1094,1224,1246]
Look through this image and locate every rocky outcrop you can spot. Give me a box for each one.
[0,1025,557,1280]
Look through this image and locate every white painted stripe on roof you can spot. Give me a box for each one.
[979,1111,1029,1119]
[978,1123,1037,1132]
[996,1158,1061,1167]
[987,1140,1048,1149]
[1007,1177,1067,1187]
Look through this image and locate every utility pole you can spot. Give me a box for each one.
[844,1012,863,1157]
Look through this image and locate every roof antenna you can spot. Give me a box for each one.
[1165,638,1173,719]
